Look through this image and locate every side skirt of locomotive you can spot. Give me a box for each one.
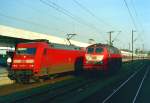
[8,68,75,84]
[8,70,34,83]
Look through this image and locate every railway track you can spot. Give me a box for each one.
[20,78,100,103]
[0,60,145,103]
[81,60,149,103]
[1,76,100,103]
[0,74,100,103]
[0,75,74,96]
[51,60,146,103]
[102,63,147,103]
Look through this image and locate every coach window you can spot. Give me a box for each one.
[87,47,94,53]
[96,47,103,53]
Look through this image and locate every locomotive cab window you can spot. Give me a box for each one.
[95,47,103,53]
[87,47,94,53]
[16,48,36,55]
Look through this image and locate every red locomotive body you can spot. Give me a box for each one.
[9,41,85,83]
[83,44,122,74]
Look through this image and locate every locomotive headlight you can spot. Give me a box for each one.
[96,55,104,61]
[85,54,92,61]
[12,64,18,68]
[26,60,34,63]
[13,60,21,63]
[29,64,34,67]
[13,59,34,63]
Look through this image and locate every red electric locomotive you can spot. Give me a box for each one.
[83,44,122,74]
[8,41,85,83]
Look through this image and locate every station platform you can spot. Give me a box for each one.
[0,66,14,86]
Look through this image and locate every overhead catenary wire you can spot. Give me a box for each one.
[73,0,131,34]
[123,0,145,50]
[16,0,66,34]
[130,0,144,43]
[123,0,138,30]
[131,0,144,31]
[112,31,122,43]
[17,0,82,29]
[0,10,65,34]
[42,0,102,33]
[73,0,115,29]
[73,0,133,47]
[40,0,103,34]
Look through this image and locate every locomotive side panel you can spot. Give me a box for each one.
[44,49,75,74]
[38,47,85,76]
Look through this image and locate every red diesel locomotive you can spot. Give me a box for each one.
[8,41,85,83]
[83,44,122,74]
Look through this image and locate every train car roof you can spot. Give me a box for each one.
[87,43,115,48]
[49,43,81,50]
[16,41,82,50]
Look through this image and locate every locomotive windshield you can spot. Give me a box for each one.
[95,47,103,53]
[16,48,36,55]
[87,47,94,53]
[87,47,104,54]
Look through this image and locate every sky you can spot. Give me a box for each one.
[0,0,149,50]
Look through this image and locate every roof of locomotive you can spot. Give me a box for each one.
[87,43,115,48]
[49,43,81,50]
[17,41,82,50]
[87,43,121,55]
